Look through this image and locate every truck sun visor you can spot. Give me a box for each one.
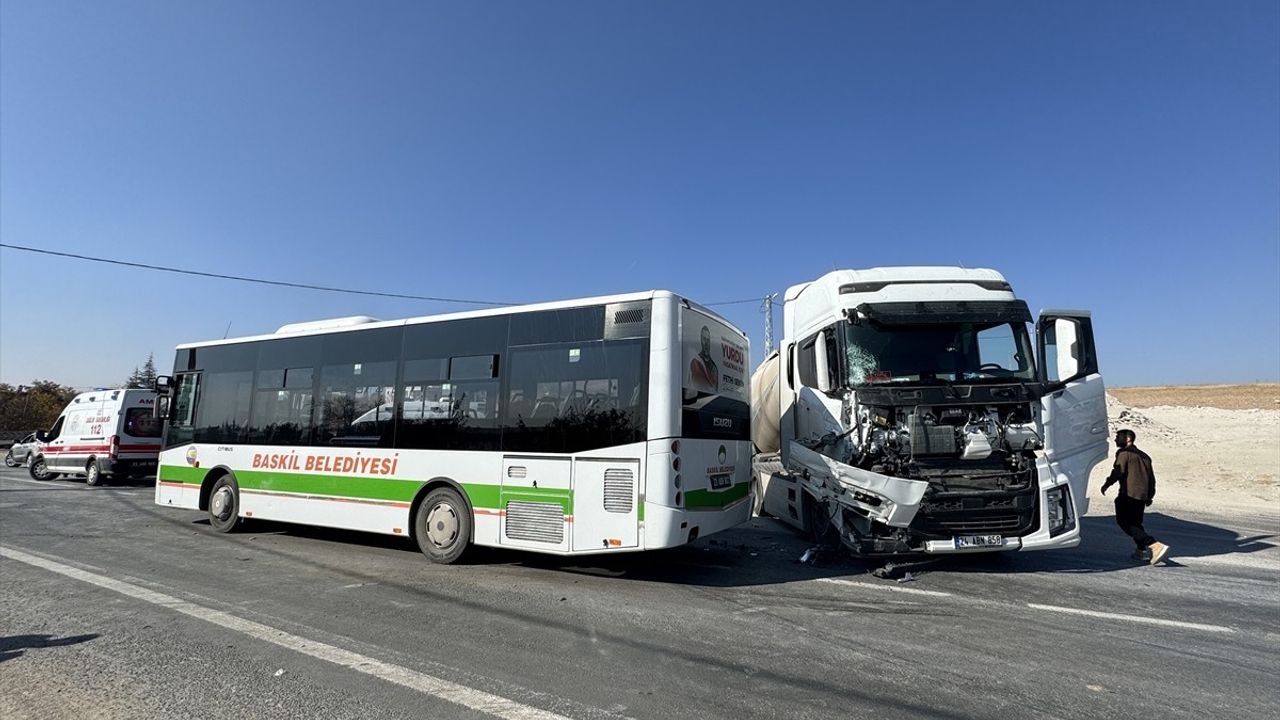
[853,300,1032,326]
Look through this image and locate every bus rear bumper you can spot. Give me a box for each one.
[643,494,752,550]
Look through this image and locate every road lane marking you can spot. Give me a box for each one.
[0,545,601,720]
[813,578,1239,634]
[817,578,954,598]
[1025,603,1236,634]
[0,475,86,489]
[1170,553,1280,571]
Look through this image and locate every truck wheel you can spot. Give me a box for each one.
[4,450,16,468]
[29,457,52,481]
[751,475,768,517]
[806,494,839,545]
[414,487,471,564]
[208,475,242,533]
[85,460,104,487]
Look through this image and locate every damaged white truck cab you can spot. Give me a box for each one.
[752,267,1108,555]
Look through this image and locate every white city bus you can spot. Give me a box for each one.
[155,291,752,563]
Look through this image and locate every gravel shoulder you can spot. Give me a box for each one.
[1089,385,1280,513]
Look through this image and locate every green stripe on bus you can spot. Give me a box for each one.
[159,464,574,513]
[237,470,422,503]
[159,465,204,484]
[684,482,749,509]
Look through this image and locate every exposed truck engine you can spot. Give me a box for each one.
[751,267,1109,556]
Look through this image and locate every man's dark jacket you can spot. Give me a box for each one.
[1104,446,1157,502]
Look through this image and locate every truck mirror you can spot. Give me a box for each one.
[1051,319,1081,381]
[1038,314,1097,385]
[815,332,834,393]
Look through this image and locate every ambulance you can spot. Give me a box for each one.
[28,389,163,485]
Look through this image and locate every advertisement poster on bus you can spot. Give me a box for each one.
[681,311,749,439]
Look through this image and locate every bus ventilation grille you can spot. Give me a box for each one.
[603,469,634,514]
[613,309,645,325]
[507,466,528,478]
[505,501,564,544]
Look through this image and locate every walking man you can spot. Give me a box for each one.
[1102,429,1170,564]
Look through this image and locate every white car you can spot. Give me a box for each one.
[4,433,40,468]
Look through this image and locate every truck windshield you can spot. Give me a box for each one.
[843,321,1036,385]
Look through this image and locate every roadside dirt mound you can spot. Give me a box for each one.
[1089,393,1280,513]
[1106,394,1183,443]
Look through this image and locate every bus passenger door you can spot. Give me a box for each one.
[500,456,571,553]
[572,458,640,551]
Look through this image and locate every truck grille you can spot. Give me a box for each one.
[927,514,1027,534]
[913,490,1038,538]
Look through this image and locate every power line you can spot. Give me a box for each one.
[706,297,779,306]
[0,243,512,306]
[1,242,781,310]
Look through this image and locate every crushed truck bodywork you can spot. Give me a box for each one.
[751,267,1111,558]
[786,442,927,528]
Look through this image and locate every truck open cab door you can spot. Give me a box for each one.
[1036,310,1109,516]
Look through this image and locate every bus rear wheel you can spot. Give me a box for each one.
[415,487,471,564]
[208,476,242,533]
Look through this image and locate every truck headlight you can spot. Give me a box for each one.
[1047,485,1075,537]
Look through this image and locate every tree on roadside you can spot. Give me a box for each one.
[125,354,159,389]
[0,381,78,431]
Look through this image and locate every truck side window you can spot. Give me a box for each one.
[797,336,817,388]
[798,327,841,390]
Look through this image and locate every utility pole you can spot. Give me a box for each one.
[761,293,778,354]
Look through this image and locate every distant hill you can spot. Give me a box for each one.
[1108,384,1280,411]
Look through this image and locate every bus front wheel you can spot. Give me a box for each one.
[415,487,471,564]
[208,476,242,533]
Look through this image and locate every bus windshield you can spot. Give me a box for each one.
[843,321,1036,385]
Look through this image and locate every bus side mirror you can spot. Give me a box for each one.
[155,396,171,421]
[154,375,173,395]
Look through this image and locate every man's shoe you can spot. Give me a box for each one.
[1148,542,1170,565]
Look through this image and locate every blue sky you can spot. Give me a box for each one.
[2,0,1277,388]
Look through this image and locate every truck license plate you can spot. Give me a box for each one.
[710,474,731,489]
[954,534,1003,549]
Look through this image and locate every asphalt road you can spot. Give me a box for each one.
[2,466,1277,720]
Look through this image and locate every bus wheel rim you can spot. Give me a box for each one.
[211,486,233,519]
[425,503,458,548]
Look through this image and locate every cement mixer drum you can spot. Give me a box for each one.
[750,350,782,453]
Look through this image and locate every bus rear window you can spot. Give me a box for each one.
[124,408,162,438]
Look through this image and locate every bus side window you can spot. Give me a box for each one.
[398,355,500,451]
[318,361,397,448]
[249,367,315,446]
[502,340,647,454]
